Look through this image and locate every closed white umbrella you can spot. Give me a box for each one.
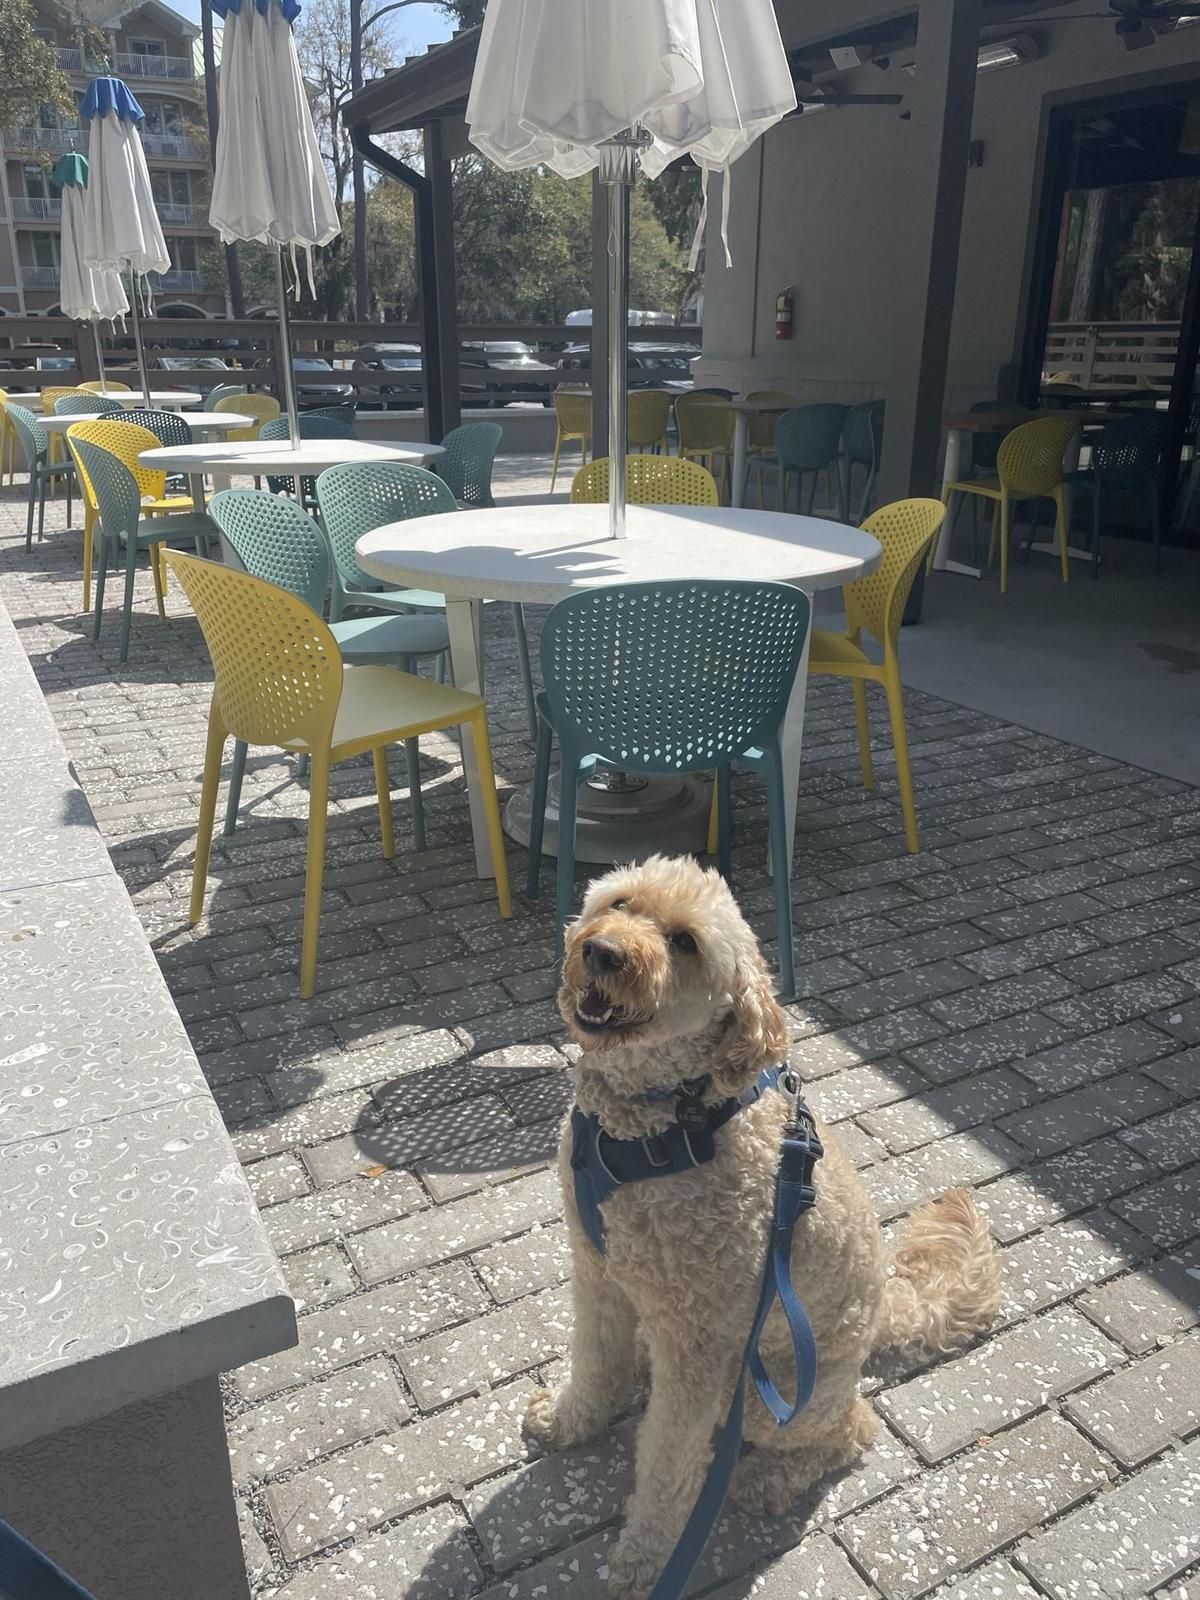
[53,153,129,395]
[208,0,340,439]
[80,77,170,405]
[467,0,796,537]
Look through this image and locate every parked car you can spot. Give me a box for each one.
[152,355,233,373]
[252,356,355,408]
[458,340,557,405]
[353,343,424,409]
[564,309,677,328]
[554,342,698,393]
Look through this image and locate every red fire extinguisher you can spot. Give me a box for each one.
[775,286,794,341]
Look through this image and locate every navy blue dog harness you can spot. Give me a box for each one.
[569,1066,823,1600]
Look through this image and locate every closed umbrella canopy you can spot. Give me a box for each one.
[208,0,340,437]
[52,153,129,326]
[80,78,170,277]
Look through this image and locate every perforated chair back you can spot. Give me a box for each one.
[1087,412,1170,489]
[5,404,48,470]
[64,417,167,501]
[842,399,885,469]
[205,383,248,411]
[539,580,812,775]
[315,461,459,591]
[210,488,329,611]
[996,416,1078,498]
[969,400,1031,474]
[306,404,357,426]
[165,550,343,750]
[844,498,945,648]
[775,404,849,472]
[675,391,735,454]
[55,393,122,417]
[259,413,356,443]
[746,390,792,451]
[41,385,84,415]
[107,407,192,448]
[553,389,592,437]
[626,389,672,448]
[68,436,143,545]
[216,391,279,440]
[436,421,503,507]
[571,455,719,506]
[79,380,131,393]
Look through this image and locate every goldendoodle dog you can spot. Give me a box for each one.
[526,855,1002,1599]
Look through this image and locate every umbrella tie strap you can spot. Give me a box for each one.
[687,165,733,273]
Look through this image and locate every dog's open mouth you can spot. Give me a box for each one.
[573,983,629,1034]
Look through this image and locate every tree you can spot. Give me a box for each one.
[0,0,73,130]
[437,0,484,23]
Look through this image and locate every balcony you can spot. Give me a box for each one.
[147,269,204,292]
[115,49,194,81]
[22,265,61,288]
[5,124,84,153]
[11,197,63,221]
[157,203,206,228]
[55,46,83,70]
[141,131,202,160]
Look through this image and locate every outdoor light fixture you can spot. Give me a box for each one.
[976,34,1040,71]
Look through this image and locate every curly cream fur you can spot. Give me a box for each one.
[527,856,1002,1600]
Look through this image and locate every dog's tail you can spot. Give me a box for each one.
[873,1188,1002,1361]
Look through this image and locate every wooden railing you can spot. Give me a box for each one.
[1043,321,1178,391]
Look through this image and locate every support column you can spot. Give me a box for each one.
[876,0,982,506]
[423,120,462,441]
[590,171,610,458]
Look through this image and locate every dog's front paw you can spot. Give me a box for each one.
[524,1385,606,1450]
[730,1448,796,1517]
[608,1524,669,1599]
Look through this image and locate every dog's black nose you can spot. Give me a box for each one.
[583,937,626,977]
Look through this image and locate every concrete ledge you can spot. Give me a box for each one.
[0,599,296,1553]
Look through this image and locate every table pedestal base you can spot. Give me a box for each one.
[504,770,712,864]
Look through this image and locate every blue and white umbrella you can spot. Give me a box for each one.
[81,77,170,404]
[208,0,339,438]
[53,153,128,392]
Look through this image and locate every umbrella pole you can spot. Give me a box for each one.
[91,321,108,394]
[274,247,302,441]
[600,136,642,542]
[129,269,152,406]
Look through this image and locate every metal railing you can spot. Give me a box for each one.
[21,265,61,288]
[147,269,205,291]
[157,203,206,228]
[55,46,83,70]
[115,49,194,80]
[5,125,84,153]
[1043,321,1178,391]
[140,131,202,159]
[10,197,62,221]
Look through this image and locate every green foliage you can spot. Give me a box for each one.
[0,0,74,130]
[436,0,485,24]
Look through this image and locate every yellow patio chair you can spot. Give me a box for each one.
[66,418,197,614]
[216,391,280,441]
[0,390,17,486]
[675,391,735,500]
[745,389,792,506]
[809,498,946,854]
[40,386,84,470]
[551,388,591,490]
[165,550,512,998]
[941,414,1077,594]
[79,380,132,393]
[626,388,672,454]
[571,454,719,505]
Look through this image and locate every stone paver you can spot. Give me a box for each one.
[3,469,1199,1598]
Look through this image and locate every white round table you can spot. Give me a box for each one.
[41,411,256,437]
[140,437,447,513]
[357,503,881,879]
[20,389,202,414]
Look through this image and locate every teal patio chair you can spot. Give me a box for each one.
[67,436,213,662]
[6,403,75,552]
[204,382,248,411]
[306,403,357,426]
[773,403,848,518]
[315,461,538,742]
[260,411,356,504]
[435,420,503,507]
[209,488,449,840]
[54,393,122,418]
[841,399,884,522]
[526,579,812,996]
[1064,411,1171,576]
[108,407,192,448]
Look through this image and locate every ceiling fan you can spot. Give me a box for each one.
[1045,0,1200,50]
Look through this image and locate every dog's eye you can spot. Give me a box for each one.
[611,898,627,910]
[671,930,698,954]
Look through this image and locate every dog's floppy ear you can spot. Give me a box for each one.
[710,948,790,1095]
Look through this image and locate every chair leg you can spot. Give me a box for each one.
[999,498,1010,596]
[550,432,562,492]
[705,773,719,856]
[299,748,332,1000]
[373,746,395,859]
[25,479,35,554]
[554,759,580,960]
[884,660,920,854]
[762,743,796,1000]
[190,706,226,925]
[717,763,732,882]
[92,534,108,640]
[37,478,47,543]
[119,538,138,662]
[526,710,553,899]
[852,678,874,790]
[805,472,818,515]
[512,601,537,742]
[1151,483,1162,571]
[82,505,95,613]
[435,649,447,684]
[466,709,512,920]
[1054,488,1069,583]
[1090,485,1102,580]
[403,737,425,852]
[223,739,248,836]
[150,543,167,621]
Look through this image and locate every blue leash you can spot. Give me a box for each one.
[571,1068,822,1600]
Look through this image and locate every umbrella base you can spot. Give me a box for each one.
[504,769,712,865]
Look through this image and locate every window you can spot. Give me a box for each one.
[130,37,165,57]
[33,26,54,42]
[142,101,181,135]
[151,170,191,205]
[24,166,48,200]
[31,232,59,269]
[168,237,198,271]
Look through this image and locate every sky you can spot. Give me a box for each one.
[171,0,455,56]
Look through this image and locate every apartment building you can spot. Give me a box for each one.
[0,0,226,317]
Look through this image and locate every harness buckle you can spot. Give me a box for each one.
[641,1134,672,1169]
